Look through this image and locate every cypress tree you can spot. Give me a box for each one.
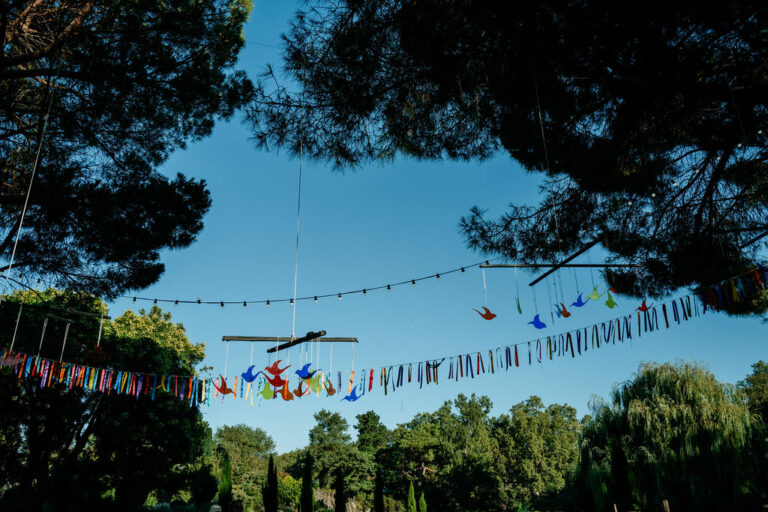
[374,467,385,512]
[218,450,233,512]
[262,454,279,512]
[334,468,346,512]
[418,492,427,512]
[300,451,314,512]
[407,481,416,512]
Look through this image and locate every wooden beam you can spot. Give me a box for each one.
[528,238,604,286]
[481,264,638,268]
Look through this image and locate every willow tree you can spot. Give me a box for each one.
[0,0,252,296]
[571,362,764,511]
[247,0,768,313]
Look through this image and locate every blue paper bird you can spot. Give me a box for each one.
[241,365,261,383]
[342,387,362,402]
[295,363,318,380]
[571,293,589,307]
[528,314,547,329]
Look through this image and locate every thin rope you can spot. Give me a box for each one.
[223,341,230,378]
[2,82,56,298]
[533,78,563,248]
[8,303,23,353]
[96,315,104,346]
[36,317,48,359]
[291,142,303,339]
[58,322,70,362]
[545,275,555,325]
[482,268,488,305]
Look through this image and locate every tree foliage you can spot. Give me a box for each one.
[334,468,346,512]
[263,454,279,512]
[247,0,768,312]
[0,0,253,296]
[301,450,315,512]
[0,290,210,511]
[571,361,765,511]
[215,424,275,511]
[406,481,416,512]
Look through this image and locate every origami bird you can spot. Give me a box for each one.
[473,306,497,320]
[293,380,311,398]
[571,294,589,307]
[587,286,603,300]
[609,287,618,293]
[324,379,337,396]
[528,314,547,329]
[241,365,261,383]
[307,373,323,393]
[264,360,290,376]
[263,373,287,388]
[559,303,572,318]
[275,383,294,401]
[342,387,362,402]
[605,292,618,309]
[637,299,652,312]
[213,375,235,397]
[259,380,274,400]
[295,363,318,380]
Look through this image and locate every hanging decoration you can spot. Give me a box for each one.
[528,314,547,329]
[473,307,496,320]
[571,293,589,307]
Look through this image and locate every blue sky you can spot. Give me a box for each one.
[105,2,767,453]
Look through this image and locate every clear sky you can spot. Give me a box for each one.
[106,2,767,453]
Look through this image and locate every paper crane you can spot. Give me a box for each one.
[559,303,572,318]
[295,363,318,380]
[571,294,589,307]
[587,286,604,301]
[528,314,547,329]
[342,387,363,402]
[214,376,236,397]
[259,380,274,400]
[605,292,618,309]
[637,299,652,312]
[241,365,261,383]
[473,306,497,320]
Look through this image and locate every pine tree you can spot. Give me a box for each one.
[374,467,385,512]
[334,468,346,512]
[407,481,416,512]
[262,454,279,512]
[418,493,427,512]
[300,450,314,512]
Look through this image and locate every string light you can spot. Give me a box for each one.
[314,296,318,302]
[118,257,501,308]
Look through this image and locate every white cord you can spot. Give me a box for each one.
[291,142,303,338]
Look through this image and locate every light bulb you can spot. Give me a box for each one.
[266,300,270,308]
[314,296,318,303]
[461,267,465,273]
[436,273,440,280]
[363,289,367,296]
[196,298,201,304]
[290,298,294,306]
[387,285,391,291]
[243,301,247,308]
[411,280,416,286]
[338,293,342,300]
[153,298,157,304]
[174,300,179,306]
[220,301,224,307]
[132,297,136,302]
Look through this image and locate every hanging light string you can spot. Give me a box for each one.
[120,257,501,307]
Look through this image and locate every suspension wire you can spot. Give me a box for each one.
[2,76,56,299]
[291,142,303,339]
[482,268,488,305]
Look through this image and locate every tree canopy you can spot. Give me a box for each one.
[247,0,768,313]
[0,0,252,297]
[0,291,212,511]
[571,361,765,511]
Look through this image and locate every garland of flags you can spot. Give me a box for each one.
[0,293,711,406]
[1,263,764,406]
